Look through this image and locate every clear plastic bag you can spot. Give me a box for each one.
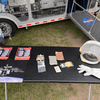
[60,61,74,68]
[36,54,46,73]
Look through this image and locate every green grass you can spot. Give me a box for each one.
[0,19,91,100]
[5,20,88,46]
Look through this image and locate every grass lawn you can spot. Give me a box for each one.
[0,19,100,100]
[5,19,88,46]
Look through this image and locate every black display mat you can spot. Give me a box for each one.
[0,46,27,79]
[23,47,100,84]
[0,46,100,83]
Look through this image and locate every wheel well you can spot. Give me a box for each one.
[0,18,18,29]
[0,18,17,37]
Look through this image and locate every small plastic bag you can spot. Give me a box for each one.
[49,56,57,65]
[36,54,46,73]
[60,61,74,68]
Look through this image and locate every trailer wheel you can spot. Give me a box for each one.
[0,19,16,37]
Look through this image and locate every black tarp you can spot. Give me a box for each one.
[81,0,88,9]
[0,46,100,83]
[67,0,88,13]
[24,46,100,84]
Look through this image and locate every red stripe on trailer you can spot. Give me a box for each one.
[19,25,23,27]
[58,18,62,20]
[51,19,55,21]
[43,21,47,23]
[27,24,31,26]
[19,17,68,28]
[35,22,39,24]
[65,17,69,19]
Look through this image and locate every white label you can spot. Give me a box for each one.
[0,71,2,74]
[54,66,61,73]
[7,70,10,74]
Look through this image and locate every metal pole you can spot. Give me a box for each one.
[88,0,93,10]
[5,83,7,100]
[89,7,100,33]
[87,0,90,9]
[70,0,75,15]
[71,0,86,14]
[75,2,86,10]
[88,84,91,100]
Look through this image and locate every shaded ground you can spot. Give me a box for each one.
[1,19,100,100]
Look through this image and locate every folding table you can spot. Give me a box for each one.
[1,46,100,100]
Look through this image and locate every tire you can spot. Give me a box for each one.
[0,19,16,37]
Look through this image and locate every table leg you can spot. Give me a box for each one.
[88,84,91,100]
[5,83,7,100]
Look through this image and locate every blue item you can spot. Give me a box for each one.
[1,0,7,5]
[0,47,3,49]
[81,0,88,9]
[67,0,76,13]
[0,77,23,83]
[0,32,3,37]
[82,17,95,25]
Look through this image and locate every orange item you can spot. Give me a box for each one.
[15,47,31,60]
[55,52,64,61]
[37,57,44,60]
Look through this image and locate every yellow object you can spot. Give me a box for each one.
[37,57,43,60]
[65,62,73,67]
[56,67,58,71]
[79,47,82,52]
[81,58,86,62]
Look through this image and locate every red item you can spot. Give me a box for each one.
[15,47,31,60]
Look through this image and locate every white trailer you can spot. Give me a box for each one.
[0,0,99,38]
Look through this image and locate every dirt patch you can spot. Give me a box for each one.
[67,83,88,100]
[66,31,85,47]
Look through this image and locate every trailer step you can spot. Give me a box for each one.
[68,10,100,42]
[68,0,100,42]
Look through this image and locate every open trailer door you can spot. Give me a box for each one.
[68,0,100,42]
